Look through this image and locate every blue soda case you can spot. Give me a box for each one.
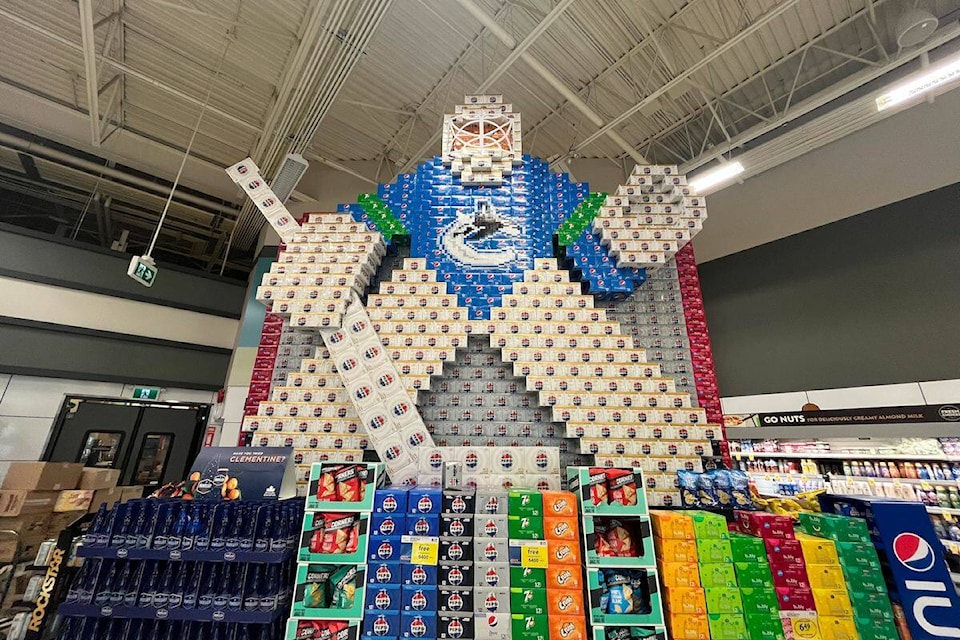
[402,563,438,587]
[400,585,438,612]
[366,585,402,611]
[369,536,403,562]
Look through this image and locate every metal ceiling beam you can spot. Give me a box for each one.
[569,0,803,156]
[77,0,101,147]
[305,152,379,186]
[0,7,261,132]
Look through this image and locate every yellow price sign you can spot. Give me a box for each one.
[520,542,548,569]
[408,537,439,566]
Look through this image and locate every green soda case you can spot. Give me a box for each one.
[510,587,547,615]
[733,562,775,589]
[704,587,744,614]
[729,532,767,563]
[840,564,888,596]
[688,511,730,540]
[511,614,549,640]
[854,619,901,640]
[834,541,882,571]
[744,613,786,640]
[696,538,733,564]
[508,515,544,540]
[797,512,871,543]
[510,567,546,590]
[708,613,749,640]
[849,590,895,622]
[508,490,543,517]
[738,587,780,615]
[698,563,738,588]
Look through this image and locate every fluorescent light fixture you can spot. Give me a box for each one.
[688,161,744,193]
[876,52,960,111]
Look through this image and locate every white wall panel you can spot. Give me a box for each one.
[919,379,960,404]
[0,374,9,405]
[219,421,242,447]
[721,391,810,415]
[0,416,61,460]
[0,276,239,349]
[221,385,249,424]
[0,376,123,419]
[806,383,926,409]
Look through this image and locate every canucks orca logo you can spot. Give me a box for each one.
[440,200,522,267]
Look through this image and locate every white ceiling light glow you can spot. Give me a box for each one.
[876,51,960,111]
[689,161,744,193]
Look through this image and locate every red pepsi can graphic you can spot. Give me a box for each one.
[820,496,960,640]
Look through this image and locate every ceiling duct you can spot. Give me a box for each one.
[271,153,310,203]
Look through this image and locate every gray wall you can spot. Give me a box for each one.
[698,183,960,397]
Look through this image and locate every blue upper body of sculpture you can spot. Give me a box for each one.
[339,155,646,318]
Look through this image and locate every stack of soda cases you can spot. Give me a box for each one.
[286,462,384,640]
[734,511,819,640]
[505,489,588,640]
[796,512,898,640]
[475,489,512,640]
[59,498,300,640]
[567,466,666,640]
[728,531,781,640]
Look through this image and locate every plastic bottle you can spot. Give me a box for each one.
[244,565,262,611]
[182,561,202,610]
[78,558,100,605]
[169,562,188,608]
[260,564,279,611]
[228,564,244,611]
[153,562,175,608]
[226,506,244,551]
[169,504,190,551]
[210,505,230,552]
[93,561,117,606]
[213,563,231,609]
[193,504,212,551]
[198,564,219,609]
[239,506,256,552]
[154,505,176,550]
[110,561,132,606]
[124,562,143,607]
[112,504,133,548]
[85,504,108,547]
[254,506,271,553]
[137,561,160,608]
[184,504,205,551]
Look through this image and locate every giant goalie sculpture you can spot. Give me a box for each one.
[233,95,714,489]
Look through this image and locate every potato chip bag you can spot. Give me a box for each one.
[334,464,366,502]
[603,519,637,557]
[330,564,358,609]
[317,465,340,501]
[605,469,638,506]
[588,468,608,505]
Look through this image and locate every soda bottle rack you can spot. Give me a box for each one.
[731,451,958,461]
[58,602,284,624]
[76,545,294,563]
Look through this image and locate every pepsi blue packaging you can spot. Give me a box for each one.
[441,515,475,538]
[403,563,438,587]
[367,585,402,611]
[401,586,438,612]
[401,611,438,639]
[369,536,403,562]
[438,563,474,588]
[369,562,402,586]
[364,610,401,638]
[409,488,442,515]
[372,513,405,537]
[439,588,474,614]
[438,615,475,640]
[406,514,440,537]
[819,495,960,640]
[375,488,409,514]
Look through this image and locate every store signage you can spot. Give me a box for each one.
[132,387,161,400]
[184,446,295,500]
[753,404,960,427]
[127,255,158,287]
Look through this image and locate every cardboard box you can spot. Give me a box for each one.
[119,486,145,502]
[0,490,59,516]
[89,487,124,512]
[77,467,121,490]
[54,490,94,513]
[2,462,83,491]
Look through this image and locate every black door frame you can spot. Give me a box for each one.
[42,395,211,485]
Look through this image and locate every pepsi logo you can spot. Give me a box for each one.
[372,615,390,636]
[375,564,394,583]
[384,446,402,461]
[486,614,499,628]
[377,541,394,558]
[447,567,464,585]
[374,589,392,609]
[446,592,464,610]
[448,543,464,560]
[379,518,396,535]
[377,373,395,388]
[485,593,500,612]
[411,567,428,584]
[451,496,467,513]
[354,385,374,400]
[409,431,427,447]
[341,358,359,371]
[893,532,936,572]
[447,619,464,638]
[429,452,444,470]
[414,517,431,535]
[417,496,433,512]
[485,543,499,561]
[485,568,501,586]
[409,616,427,637]
[499,452,514,470]
[484,519,500,536]
[410,590,428,610]
[535,452,550,469]
[381,495,398,512]
[328,331,346,344]
[350,320,367,334]
[449,519,465,537]
[392,401,411,417]
[465,452,480,469]
[363,345,381,360]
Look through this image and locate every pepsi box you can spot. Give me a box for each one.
[402,563,439,587]
[409,488,443,515]
[443,489,476,515]
[473,613,510,640]
[369,536,403,562]
[372,512,405,537]
[401,586,438,612]
[475,563,510,589]
[475,587,511,615]
[438,615,474,640]
[475,515,508,539]
[368,562,402,586]
[439,563,474,588]
[401,612,438,639]
[375,487,409,514]
[441,515,475,538]
[476,538,509,564]
[406,514,440,537]
[440,537,474,562]
[439,588,474,614]
[363,611,401,638]
[367,585,402,611]
[475,492,508,515]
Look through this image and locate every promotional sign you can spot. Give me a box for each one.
[819,495,960,640]
[745,404,960,427]
[184,447,295,500]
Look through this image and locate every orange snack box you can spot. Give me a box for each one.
[546,565,582,591]
[544,516,579,541]
[654,537,698,563]
[548,616,587,640]
[668,613,710,640]
[546,587,584,617]
[547,539,581,565]
[659,562,702,589]
[541,490,578,517]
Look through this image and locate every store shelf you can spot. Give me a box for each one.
[725,422,960,439]
[76,546,292,563]
[940,540,960,555]
[58,603,283,623]
[732,451,952,461]
[927,506,960,516]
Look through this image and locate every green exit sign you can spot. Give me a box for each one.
[133,387,161,400]
[127,255,158,287]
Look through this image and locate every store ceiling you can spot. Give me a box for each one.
[0,0,957,275]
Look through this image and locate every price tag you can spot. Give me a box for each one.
[409,537,439,566]
[520,541,548,569]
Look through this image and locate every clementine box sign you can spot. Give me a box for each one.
[184,446,295,501]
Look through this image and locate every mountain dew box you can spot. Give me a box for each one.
[797,512,870,543]
[698,563,738,588]
[696,538,733,563]
[730,532,767,563]
[688,510,729,539]
[709,613,749,640]
[739,587,780,616]
[650,510,695,540]
[745,613,786,640]
[734,562,775,589]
